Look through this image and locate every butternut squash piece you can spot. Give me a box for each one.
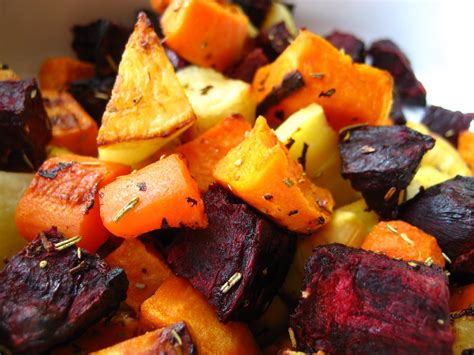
[213,116,333,234]
[176,115,251,191]
[161,0,249,71]
[15,155,131,252]
[450,284,474,312]
[39,57,95,90]
[43,90,99,157]
[97,13,196,166]
[150,0,170,13]
[459,130,474,174]
[252,30,393,131]
[140,276,259,355]
[100,154,207,238]
[106,238,172,313]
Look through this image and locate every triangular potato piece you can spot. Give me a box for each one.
[97,12,195,166]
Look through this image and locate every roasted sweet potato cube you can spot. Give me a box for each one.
[459,131,474,174]
[97,13,195,166]
[0,79,52,172]
[106,238,172,312]
[289,244,453,353]
[325,31,366,63]
[140,276,259,355]
[39,57,95,90]
[450,284,474,312]
[0,228,128,354]
[213,116,334,234]
[92,321,196,355]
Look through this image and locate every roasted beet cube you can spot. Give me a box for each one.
[325,31,366,63]
[0,80,52,172]
[68,76,115,124]
[167,184,295,323]
[256,22,294,61]
[228,48,269,83]
[390,90,407,125]
[231,0,272,27]
[451,248,474,285]
[369,39,426,106]
[72,19,130,77]
[339,125,434,219]
[421,105,473,146]
[289,244,453,354]
[0,227,128,354]
[400,176,474,262]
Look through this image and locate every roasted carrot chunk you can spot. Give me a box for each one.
[43,90,99,157]
[213,116,333,234]
[361,220,446,267]
[15,155,131,252]
[140,276,259,355]
[100,154,207,238]
[459,131,474,174]
[161,0,249,71]
[450,284,474,312]
[105,238,172,313]
[39,57,95,90]
[252,30,393,130]
[176,115,251,191]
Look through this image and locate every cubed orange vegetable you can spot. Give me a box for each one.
[450,284,474,312]
[161,0,249,71]
[361,220,446,267]
[176,115,251,191]
[252,30,393,131]
[100,154,207,238]
[15,155,131,252]
[106,238,172,313]
[140,276,259,355]
[43,90,99,156]
[459,131,474,174]
[39,57,95,90]
[213,116,334,234]
[150,0,170,13]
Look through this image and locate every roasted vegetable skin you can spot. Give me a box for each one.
[325,30,366,63]
[451,309,474,355]
[290,244,453,354]
[0,227,128,354]
[167,184,295,322]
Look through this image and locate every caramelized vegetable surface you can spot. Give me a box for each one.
[39,57,95,90]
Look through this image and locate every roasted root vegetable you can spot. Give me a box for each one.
[227,48,269,83]
[0,64,20,81]
[406,165,451,200]
[106,238,172,313]
[177,66,256,139]
[140,276,259,355]
[459,131,474,174]
[232,0,271,27]
[92,321,196,355]
[450,284,474,312]
[339,125,435,219]
[99,154,207,238]
[361,220,446,267]
[39,57,95,90]
[176,115,251,191]
[255,22,294,61]
[213,116,334,234]
[0,228,128,354]
[261,2,297,37]
[15,155,130,252]
[0,79,52,172]
[325,30,366,63]
[275,103,360,206]
[451,309,474,355]
[161,0,249,71]
[167,184,295,322]
[290,244,453,354]
[42,90,99,156]
[150,0,171,13]
[252,30,393,130]
[97,13,196,166]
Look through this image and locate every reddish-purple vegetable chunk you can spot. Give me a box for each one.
[167,184,295,323]
[164,44,189,71]
[390,90,407,125]
[231,0,272,27]
[325,31,366,63]
[0,227,128,354]
[290,244,453,354]
[0,79,52,172]
[369,39,426,106]
[339,125,434,219]
[227,48,269,83]
[256,22,294,61]
[155,322,197,355]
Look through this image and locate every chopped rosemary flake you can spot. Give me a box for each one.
[30,89,37,99]
[407,261,419,268]
[360,145,376,154]
[133,96,143,104]
[441,252,451,264]
[437,319,445,325]
[234,158,243,167]
[288,210,299,216]
[55,236,82,251]
[186,197,198,206]
[77,247,82,259]
[113,197,140,222]
[283,178,294,187]
[384,187,397,201]
[94,92,110,100]
[424,256,434,267]
[445,270,451,277]
[220,272,242,294]
[386,224,398,234]
[310,72,325,79]
[400,232,414,245]
[263,193,273,201]
[444,129,455,138]
[285,137,295,150]
[171,329,183,346]
[135,282,146,289]
[200,85,213,95]
[39,260,48,269]
[318,88,336,98]
[22,152,35,171]
[288,327,297,349]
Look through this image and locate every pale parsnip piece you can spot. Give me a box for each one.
[177,66,256,139]
[97,13,195,166]
[261,2,298,36]
[0,172,33,267]
[275,104,360,206]
[452,312,474,355]
[406,165,451,200]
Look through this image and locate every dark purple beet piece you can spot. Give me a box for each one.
[451,248,474,285]
[390,90,407,125]
[167,184,295,323]
[231,0,272,27]
[164,45,189,71]
[339,125,434,219]
[68,76,115,124]
[255,22,294,61]
[228,48,269,83]
[369,39,426,106]
[325,31,366,63]
[421,105,473,146]
[0,79,52,172]
[0,227,128,354]
[289,244,453,354]
[399,175,474,262]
